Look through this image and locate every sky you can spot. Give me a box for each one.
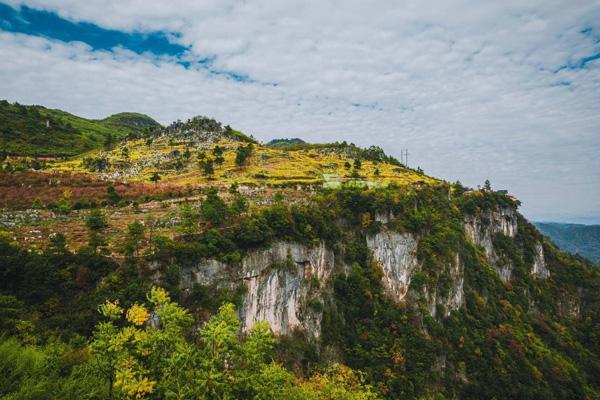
[0,1,599,224]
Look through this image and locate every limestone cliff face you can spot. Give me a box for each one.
[464,206,550,281]
[531,242,550,278]
[180,241,335,338]
[366,229,464,317]
[180,208,547,338]
[464,206,519,281]
[179,223,472,337]
[366,231,418,301]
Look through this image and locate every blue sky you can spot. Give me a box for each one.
[0,0,599,223]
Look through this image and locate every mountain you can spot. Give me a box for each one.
[1,104,600,399]
[0,100,161,157]
[534,222,600,265]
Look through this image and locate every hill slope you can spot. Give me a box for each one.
[535,222,600,265]
[0,100,161,156]
[1,103,600,399]
[44,115,431,189]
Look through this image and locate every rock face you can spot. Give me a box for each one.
[464,207,518,281]
[366,230,419,301]
[181,241,335,338]
[531,242,550,278]
[181,215,503,337]
[366,229,464,316]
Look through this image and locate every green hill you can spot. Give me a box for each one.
[535,222,600,265]
[0,100,161,157]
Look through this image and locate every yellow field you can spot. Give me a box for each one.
[47,135,437,188]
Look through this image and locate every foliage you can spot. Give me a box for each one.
[235,143,255,166]
[85,209,108,253]
[0,100,160,156]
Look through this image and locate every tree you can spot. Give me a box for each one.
[344,161,352,170]
[106,184,122,205]
[235,144,254,166]
[89,289,380,400]
[353,158,362,170]
[178,203,200,236]
[150,171,161,185]
[123,221,145,260]
[85,209,108,253]
[484,179,492,192]
[200,158,214,176]
[104,133,114,150]
[201,189,230,225]
[213,146,224,157]
[46,232,68,256]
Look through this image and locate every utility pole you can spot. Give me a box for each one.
[404,149,409,167]
[400,148,404,165]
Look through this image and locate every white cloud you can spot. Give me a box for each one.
[1,1,599,222]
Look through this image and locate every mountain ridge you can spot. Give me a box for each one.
[1,101,599,399]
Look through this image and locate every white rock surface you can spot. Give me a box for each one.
[531,242,550,278]
[464,207,518,281]
[367,230,419,301]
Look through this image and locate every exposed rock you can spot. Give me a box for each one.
[181,241,335,338]
[367,230,419,301]
[464,206,518,281]
[423,253,464,317]
[531,242,550,278]
[179,228,468,338]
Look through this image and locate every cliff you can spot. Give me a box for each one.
[175,202,553,339]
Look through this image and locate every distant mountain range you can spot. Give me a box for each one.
[534,222,600,265]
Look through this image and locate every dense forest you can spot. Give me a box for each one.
[2,182,600,399]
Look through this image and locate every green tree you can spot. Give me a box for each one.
[353,158,362,170]
[235,143,254,166]
[85,209,108,253]
[46,232,68,256]
[200,158,215,176]
[123,221,145,260]
[106,184,122,205]
[104,133,114,150]
[178,203,200,236]
[150,171,161,185]
[484,179,492,191]
[201,189,230,225]
[213,145,224,157]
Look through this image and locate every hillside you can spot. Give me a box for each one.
[535,222,600,265]
[0,100,161,156]
[1,105,600,399]
[24,115,432,198]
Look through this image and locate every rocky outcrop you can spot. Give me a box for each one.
[531,242,550,278]
[180,241,335,338]
[180,225,469,338]
[366,229,464,316]
[422,253,464,317]
[366,230,419,301]
[464,207,518,281]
